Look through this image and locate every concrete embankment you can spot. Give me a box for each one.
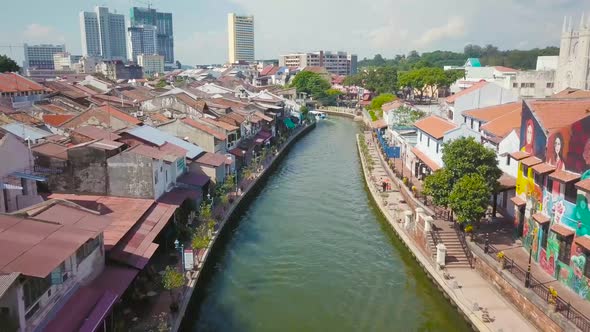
[172,123,316,332]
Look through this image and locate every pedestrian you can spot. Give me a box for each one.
[382,181,387,192]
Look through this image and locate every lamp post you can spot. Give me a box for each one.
[525,245,532,288]
[174,239,184,272]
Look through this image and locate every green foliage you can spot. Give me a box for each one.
[343,66,397,94]
[198,203,214,225]
[369,93,396,111]
[300,105,309,118]
[394,105,426,126]
[449,173,492,224]
[326,88,342,96]
[291,71,331,97]
[442,137,502,192]
[162,266,184,291]
[155,79,167,88]
[423,169,454,208]
[398,67,453,100]
[0,55,19,73]
[368,110,378,121]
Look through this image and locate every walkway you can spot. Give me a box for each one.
[362,132,536,332]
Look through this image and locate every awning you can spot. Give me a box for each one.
[510,151,530,161]
[532,213,550,225]
[575,236,590,252]
[532,163,556,175]
[551,223,575,237]
[411,147,442,171]
[510,196,526,207]
[549,170,581,183]
[520,156,543,167]
[0,183,23,190]
[229,147,247,158]
[284,118,296,129]
[10,171,46,182]
[44,266,138,332]
[498,173,516,190]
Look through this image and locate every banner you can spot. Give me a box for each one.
[184,249,195,270]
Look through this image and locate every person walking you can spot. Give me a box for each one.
[382,181,387,192]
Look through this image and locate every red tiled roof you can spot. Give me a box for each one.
[382,100,404,113]
[549,170,581,183]
[126,144,178,163]
[196,152,227,167]
[97,104,142,125]
[446,80,488,103]
[494,66,519,73]
[182,118,227,140]
[0,73,48,93]
[9,112,43,126]
[480,106,522,139]
[499,173,516,189]
[510,151,530,160]
[551,223,575,237]
[73,126,121,141]
[532,213,550,225]
[175,93,207,112]
[528,99,590,134]
[552,88,590,99]
[520,156,543,167]
[371,119,387,129]
[411,147,441,171]
[576,179,590,193]
[201,117,239,131]
[414,116,458,139]
[43,114,75,127]
[463,102,521,122]
[532,163,556,175]
[510,196,526,206]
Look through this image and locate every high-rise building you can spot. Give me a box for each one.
[128,25,158,63]
[137,54,164,76]
[80,7,127,60]
[279,51,358,75]
[228,13,255,63]
[23,44,66,70]
[130,7,174,64]
[53,52,81,70]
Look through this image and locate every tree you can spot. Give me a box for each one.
[442,137,502,192]
[162,266,184,311]
[155,79,167,88]
[449,173,492,224]
[369,93,396,111]
[423,169,454,208]
[191,224,210,263]
[300,105,309,119]
[290,71,331,99]
[0,55,19,73]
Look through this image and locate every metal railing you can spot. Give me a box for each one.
[453,224,474,268]
[475,240,590,332]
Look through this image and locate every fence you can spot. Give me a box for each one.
[475,240,590,332]
[376,130,401,159]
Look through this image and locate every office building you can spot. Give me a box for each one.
[137,54,164,76]
[128,25,158,63]
[228,13,255,63]
[53,52,82,70]
[279,51,358,75]
[130,7,174,64]
[80,6,127,60]
[23,44,65,70]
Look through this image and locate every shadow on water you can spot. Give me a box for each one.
[180,119,472,332]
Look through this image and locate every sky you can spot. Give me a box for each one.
[0,0,588,66]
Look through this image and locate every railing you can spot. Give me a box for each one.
[454,225,474,268]
[475,239,590,332]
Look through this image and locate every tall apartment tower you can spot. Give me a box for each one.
[130,7,174,65]
[23,44,66,70]
[80,7,127,60]
[127,25,158,63]
[228,13,255,63]
[555,15,590,92]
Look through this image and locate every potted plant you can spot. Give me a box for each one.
[162,266,184,313]
[497,251,506,269]
[464,224,474,241]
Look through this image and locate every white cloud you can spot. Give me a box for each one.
[415,17,465,48]
[22,23,65,43]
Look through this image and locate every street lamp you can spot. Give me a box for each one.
[174,239,184,272]
[525,245,532,288]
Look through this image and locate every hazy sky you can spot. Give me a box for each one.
[0,0,588,65]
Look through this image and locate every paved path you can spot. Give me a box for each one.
[362,132,536,332]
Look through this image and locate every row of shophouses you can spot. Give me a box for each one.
[0,72,300,331]
[376,81,590,302]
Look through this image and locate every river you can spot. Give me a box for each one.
[182,117,471,332]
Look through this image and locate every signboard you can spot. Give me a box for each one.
[184,249,195,271]
[51,269,63,285]
[391,146,401,159]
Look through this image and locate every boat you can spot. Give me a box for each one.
[309,110,327,120]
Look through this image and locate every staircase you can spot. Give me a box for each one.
[428,226,472,269]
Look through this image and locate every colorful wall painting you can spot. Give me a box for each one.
[556,248,590,301]
[566,117,590,174]
[519,105,547,161]
[539,247,556,276]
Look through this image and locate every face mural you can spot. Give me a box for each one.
[519,107,547,160]
[566,117,590,174]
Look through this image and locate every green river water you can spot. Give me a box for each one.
[183,117,471,332]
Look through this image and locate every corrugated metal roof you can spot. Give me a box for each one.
[1,122,52,141]
[127,125,204,159]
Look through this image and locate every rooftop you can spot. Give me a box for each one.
[446,80,488,103]
[73,126,122,141]
[195,152,229,167]
[479,104,522,139]
[42,114,75,127]
[126,125,204,159]
[414,116,458,139]
[527,99,590,134]
[182,118,227,141]
[1,122,52,141]
[462,102,521,122]
[31,141,68,160]
[0,73,48,93]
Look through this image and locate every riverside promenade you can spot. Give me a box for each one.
[358,132,536,332]
[167,123,316,331]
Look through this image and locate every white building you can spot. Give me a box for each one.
[228,13,255,63]
[137,54,164,76]
[279,51,358,75]
[509,70,556,98]
[52,52,81,71]
[79,7,127,60]
[555,15,590,92]
[23,44,66,71]
[536,56,559,71]
[127,25,158,63]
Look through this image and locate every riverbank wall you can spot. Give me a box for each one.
[356,134,487,332]
[172,123,316,332]
[317,107,358,119]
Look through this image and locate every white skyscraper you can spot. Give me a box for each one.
[228,13,255,63]
[80,7,127,60]
[128,25,158,63]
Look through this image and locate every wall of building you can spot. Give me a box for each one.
[555,23,590,92]
[510,70,555,98]
[453,84,518,125]
[107,152,155,199]
[140,95,202,118]
[57,146,110,194]
[158,120,222,153]
[190,163,225,184]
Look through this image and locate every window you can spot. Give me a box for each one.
[521,83,526,88]
[470,118,474,129]
[541,224,549,248]
[427,137,430,147]
[76,237,100,264]
[558,235,573,264]
[534,172,545,186]
[23,275,51,310]
[546,82,554,89]
[506,155,511,166]
[436,143,439,153]
[154,171,158,184]
[420,132,423,142]
[565,183,577,203]
[165,170,168,182]
[522,165,528,177]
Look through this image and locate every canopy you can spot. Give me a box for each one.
[283,118,296,129]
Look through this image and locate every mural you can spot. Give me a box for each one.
[519,106,547,160]
[566,117,590,174]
